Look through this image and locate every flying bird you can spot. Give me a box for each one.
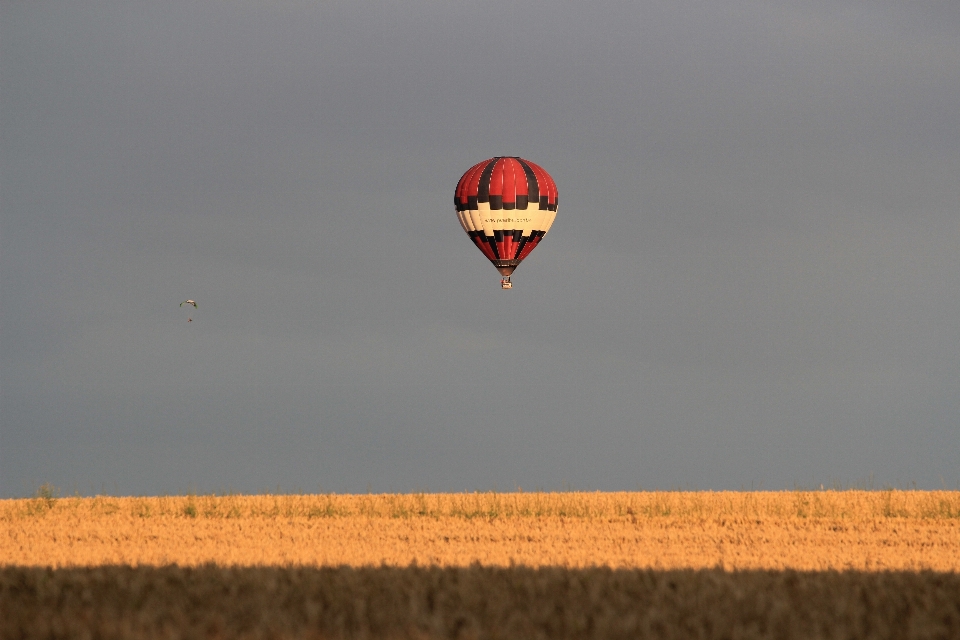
[180,300,197,322]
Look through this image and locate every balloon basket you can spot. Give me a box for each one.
[500,277,513,290]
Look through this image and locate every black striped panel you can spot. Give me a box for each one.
[516,159,540,211]
[476,159,496,204]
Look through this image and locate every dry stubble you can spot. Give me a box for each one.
[3,491,959,639]
[2,490,958,570]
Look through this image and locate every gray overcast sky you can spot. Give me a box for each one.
[2,1,958,497]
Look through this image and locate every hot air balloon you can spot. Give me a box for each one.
[455,157,557,289]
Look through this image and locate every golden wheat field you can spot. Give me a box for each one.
[3,490,959,570]
[2,490,959,639]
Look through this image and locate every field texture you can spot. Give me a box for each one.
[3,565,959,639]
[2,491,959,639]
[3,490,958,570]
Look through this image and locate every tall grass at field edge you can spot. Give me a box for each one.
[2,489,959,522]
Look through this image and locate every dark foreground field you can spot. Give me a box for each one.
[2,565,959,640]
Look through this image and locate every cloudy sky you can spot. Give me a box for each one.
[2,1,958,497]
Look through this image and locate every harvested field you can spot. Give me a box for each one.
[2,491,959,638]
[2,490,958,570]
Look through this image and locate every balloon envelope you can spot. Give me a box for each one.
[455,157,557,279]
